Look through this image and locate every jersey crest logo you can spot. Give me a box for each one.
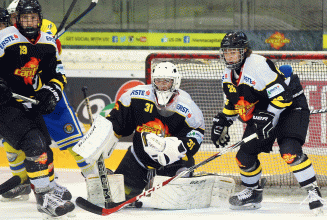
[0,34,19,50]
[64,123,75,134]
[234,96,259,122]
[136,118,170,137]
[14,57,41,85]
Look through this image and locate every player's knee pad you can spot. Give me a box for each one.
[235,149,259,172]
[20,129,50,172]
[85,173,125,206]
[279,138,304,165]
[147,174,235,209]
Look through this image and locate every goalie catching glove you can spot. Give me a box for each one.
[211,113,233,148]
[142,132,187,166]
[252,111,275,140]
[35,82,62,114]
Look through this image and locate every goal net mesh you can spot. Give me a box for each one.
[145,52,327,188]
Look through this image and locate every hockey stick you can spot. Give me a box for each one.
[12,93,39,105]
[55,0,98,39]
[75,133,258,216]
[0,175,21,195]
[56,0,79,35]
[81,86,113,209]
[310,108,327,115]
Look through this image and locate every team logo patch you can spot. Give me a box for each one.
[35,152,48,165]
[64,123,75,134]
[282,153,297,164]
[186,130,204,144]
[267,83,284,98]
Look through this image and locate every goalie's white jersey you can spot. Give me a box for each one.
[106,84,205,169]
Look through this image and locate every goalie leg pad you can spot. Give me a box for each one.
[73,115,118,164]
[145,174,235,209]
[86,173,125,206]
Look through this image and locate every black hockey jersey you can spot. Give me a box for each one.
[0,26,66,100]
[106,84,205,169]
[222,54,292,123]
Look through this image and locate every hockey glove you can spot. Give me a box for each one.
[252,111,275,140]
[0,78,12,105]
[211,113,233,148]
[35,82,62,115]
[142,132,187,166]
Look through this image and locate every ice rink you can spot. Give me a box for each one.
[1,168,326,220]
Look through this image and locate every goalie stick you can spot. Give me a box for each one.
[55,0,99,39]
[75,133,258,216]
[81,86,113,209]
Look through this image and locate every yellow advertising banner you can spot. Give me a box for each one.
[324,34,327,49]
[60,32,225,47]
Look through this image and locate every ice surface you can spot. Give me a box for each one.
[0,168,326,220]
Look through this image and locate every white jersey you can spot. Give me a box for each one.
[107,84,205,169]
[222,54,293,123]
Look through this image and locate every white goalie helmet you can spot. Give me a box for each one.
[151,62,181,109]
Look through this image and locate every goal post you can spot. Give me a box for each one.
[145,52,327,188]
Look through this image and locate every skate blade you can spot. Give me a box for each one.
[313,207,324,216]
[229,203,262,210]
[0,194,29,202]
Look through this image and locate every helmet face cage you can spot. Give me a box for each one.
[220,48,246,70]
[16,0,43,39]
[220,31,249,70]
[151,62,181,109]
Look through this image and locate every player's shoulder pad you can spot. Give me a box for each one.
[0,27,21,55]
[119,84,153,106]
[242,54,278,91]
[41,19,58,36]
[176,89,205,130]
[40,31,56,44]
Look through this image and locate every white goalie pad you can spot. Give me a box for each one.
[72,115,118,164]
[86,174,125,206]
[144,174,235,209]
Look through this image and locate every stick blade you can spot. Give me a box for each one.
[76,197,105,215]
[0,175,21,194]
[76,196,126,216]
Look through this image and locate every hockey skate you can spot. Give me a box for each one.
[301,182,325,216]
[229,178,267,210]
[53,181,72,201]
[35,188,75,218]
[1,179,31,202]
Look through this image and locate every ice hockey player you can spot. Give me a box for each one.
[0,0,75,217]
[1,0,98,205]
[211,31,324,215]
[73,61,237,209]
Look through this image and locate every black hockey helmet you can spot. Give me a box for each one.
[220,31,249,70]
[16,0,43,39]
[0,7,10,29]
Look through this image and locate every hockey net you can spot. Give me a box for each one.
[145,52,327,188]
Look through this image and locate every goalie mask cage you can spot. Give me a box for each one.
[145,52,327,188]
